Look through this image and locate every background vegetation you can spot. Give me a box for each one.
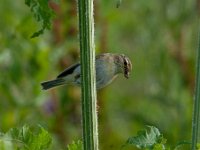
[0,0,198,149]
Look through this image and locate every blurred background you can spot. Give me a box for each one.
[0,0,198,149]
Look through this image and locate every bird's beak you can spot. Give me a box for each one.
[124,72,129,79]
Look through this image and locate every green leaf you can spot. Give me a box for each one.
[29,126,52,150]
[4,125,32,149]
[67,140,83,150]
[8,125,33,145]
[0,125,52,150]
[126,126,166,149]
[25,0,55,38]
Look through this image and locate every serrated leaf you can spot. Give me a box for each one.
[5,125,33,145]
[153,143,166,150]
[67,140,83,150]
[126,126,166,149]
[0,125,52,150]
[30,29,44,38]
[25,0,55,38]
[21,125,33,144]
[29,126,52,150]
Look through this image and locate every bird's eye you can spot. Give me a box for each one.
[124,58,129,70]
[124,60,128,73]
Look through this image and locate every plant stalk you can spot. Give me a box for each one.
[77,0,98,150]
[191,27,200,150]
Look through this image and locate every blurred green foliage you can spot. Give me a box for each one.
[66,140,82,150]
[124,126,191,150]
[25,0,55,38]
[125,126,166,149]
[0,0,198,149]
[0,125,52,150]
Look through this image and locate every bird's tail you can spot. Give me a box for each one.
[41,78,66,90]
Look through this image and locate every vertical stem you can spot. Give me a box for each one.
[192,27,200,150]
[77,0,98,150]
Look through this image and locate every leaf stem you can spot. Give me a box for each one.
[77,0,98,150]
[191,26,200,150]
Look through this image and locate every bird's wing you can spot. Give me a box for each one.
[57,63,80,78]
[57,53,110,79]
[95,53,110,59]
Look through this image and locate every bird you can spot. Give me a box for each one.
[41,53,132,90]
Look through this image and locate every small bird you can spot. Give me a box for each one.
[41,53,132,90]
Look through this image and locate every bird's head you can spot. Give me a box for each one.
[115,54,132,79]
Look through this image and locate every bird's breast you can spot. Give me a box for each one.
[95,58,117,89]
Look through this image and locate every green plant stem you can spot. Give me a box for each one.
[77,0,98,150]
[191,27,200,150]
